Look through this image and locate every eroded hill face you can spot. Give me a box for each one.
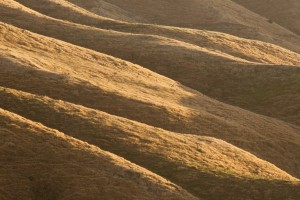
[1,0,300,200]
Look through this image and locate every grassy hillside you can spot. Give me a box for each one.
[1,21,300,181]
[12,0,300,66]
[0,109,197,200]
[233,0,300,35]
[1,0,300,127]
[2,1,300,199]
[65,0,300,53]
[3,87,300,199]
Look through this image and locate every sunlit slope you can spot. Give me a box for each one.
[1,0,300,127]
[1,87,300,200]
[13,0,300,66]
[1,22,300,182]
[67,0,144,23]
[233,0,300,36]
[0,109,197,200]
[65,0,300,53]
[2,1,300,199]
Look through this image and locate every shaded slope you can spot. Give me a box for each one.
[2,1,300,199]
[1,1,300,127]
[66,0,144,23]
[233,0,300,35]
[14,0,300,66]
[0,109,197,200]
[66,0,300,53]
[2,86,300,199]
[1,22,300,182]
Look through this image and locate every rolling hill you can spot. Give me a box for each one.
[1,0,300,199]
[11,0,300,66]
[233,0,300,36]
[1,19,300,199]
[1,0,300,127]
[0,109,197,200]
[65,0,300,53]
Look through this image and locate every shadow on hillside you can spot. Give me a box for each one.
[0,57,183,131]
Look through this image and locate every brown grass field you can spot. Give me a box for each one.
[1,0,300,199]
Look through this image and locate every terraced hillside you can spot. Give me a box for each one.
[1,0,300,199]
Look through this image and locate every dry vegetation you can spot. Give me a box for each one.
[12,0,300,65]
[1,0,300,199]
[1,0,300,127]
[2,86,300,199]
[66,0,300,53]
[233,0,300,36]
[0,109,197,200]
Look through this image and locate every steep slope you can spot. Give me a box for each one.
[233,0,300,35]
[2,86,300,199]
[66,0,300,53]
[0,109,197,200]
[1,0,300,127]
[1,22,300,183]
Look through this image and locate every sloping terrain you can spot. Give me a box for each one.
[0,109,196,200]
[1,0,300,127]
[2,86,300,199]
[4,86,300,199]
[1,1,300,199]
[233,0,300,35]
[12,0,300,66]
[1,20,300,197]
[66,0,300,53]
[2,21,300,177]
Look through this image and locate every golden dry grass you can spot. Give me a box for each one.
[1,0,300,199]
[0,109,197,200]
[233,0,300,35]
[1,20,300,178]
[2,86,300,199]
[66,0,300,53]
[1,0,300,127]
[1,20,300,199]
[11,0,300,65]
